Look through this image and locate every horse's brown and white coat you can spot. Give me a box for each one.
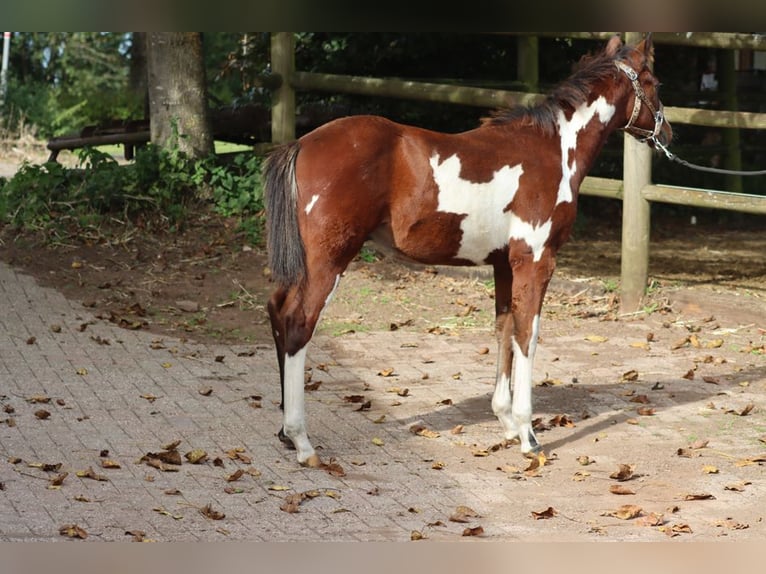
[264,35,672,467]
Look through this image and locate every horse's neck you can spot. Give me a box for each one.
[562,90,628,177]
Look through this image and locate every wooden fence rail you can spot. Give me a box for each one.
[268,32,766,310]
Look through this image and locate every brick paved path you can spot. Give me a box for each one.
[1,260,764,542]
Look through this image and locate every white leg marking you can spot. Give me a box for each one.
[556,96,615,205]
[304,194,320,214]
[283,346,315,463]
[492,372,518,440]
[511,314,541,453]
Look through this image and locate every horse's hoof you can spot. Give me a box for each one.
[300,453,322,468]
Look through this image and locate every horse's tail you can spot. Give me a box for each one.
[264,141,306,287]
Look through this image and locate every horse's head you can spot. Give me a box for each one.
[607,33,673,149]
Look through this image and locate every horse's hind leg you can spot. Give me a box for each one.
[267,286,292,446]
[490,261,520,442]
[272,271,343,467]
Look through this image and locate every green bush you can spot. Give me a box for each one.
[0,145,265,242]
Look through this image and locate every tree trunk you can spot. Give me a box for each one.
[146,32,213,158]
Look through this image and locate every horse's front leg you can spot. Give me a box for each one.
[494,248,556,454]
[510,248,556,453]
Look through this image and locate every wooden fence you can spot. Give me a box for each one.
[266,32,766,311]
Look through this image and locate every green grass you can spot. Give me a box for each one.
[90,140,253,158]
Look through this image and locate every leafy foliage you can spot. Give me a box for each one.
[0,146,265,242]
[4,33,142,137]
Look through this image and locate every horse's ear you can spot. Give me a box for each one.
[636,33,655,64]
[605,34,623,57]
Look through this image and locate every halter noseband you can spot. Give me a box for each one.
[614,60,665,146]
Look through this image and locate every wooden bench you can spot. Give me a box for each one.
[46,120,150,162]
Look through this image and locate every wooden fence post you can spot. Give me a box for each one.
[718,48,743,193]
[620,32,652,312]
[271,32,295,144]
[517,35,539,92]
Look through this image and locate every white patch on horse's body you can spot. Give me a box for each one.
[282,346,315,464]
[430,154,526,263]
[305,194,320,214]
[508,213,552,262]
[556,96,615,205]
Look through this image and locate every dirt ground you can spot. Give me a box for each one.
[1,152,765,539]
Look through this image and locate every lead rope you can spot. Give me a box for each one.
[652,139,766,176]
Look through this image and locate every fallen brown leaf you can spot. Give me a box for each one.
[620,369,639,382]
[226,469,244,482]
[724,481,751,492]
[676,448,699,458]
[671,336,691,350]
[602,504,642,520]
[321,460,346,477]
[714,519,749,530]
[125,530,147,542]
[76,466,109,481]
[549,414,575,428]
[684,493,715,501]
[531,507,557,520]
[636,406,655,416]
[49,472,68,487]
[305,380,322,391]
[609,464,635,482]
[199,503,225,520]
[140,448,182,469]
[59,524,88,539]
[609,485,635,495]
[185,449,208,464]
[636,512,665,527]
[449,505,482,523]
[462,526,484,537]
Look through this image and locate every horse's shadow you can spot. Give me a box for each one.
[379,361,765,453]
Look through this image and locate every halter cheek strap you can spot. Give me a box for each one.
[614,60,665,145]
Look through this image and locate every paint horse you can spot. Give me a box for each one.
[264,34,672,467]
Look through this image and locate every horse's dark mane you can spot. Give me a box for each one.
[483,44,634,134]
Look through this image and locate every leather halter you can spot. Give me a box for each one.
[614,60,665,145]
